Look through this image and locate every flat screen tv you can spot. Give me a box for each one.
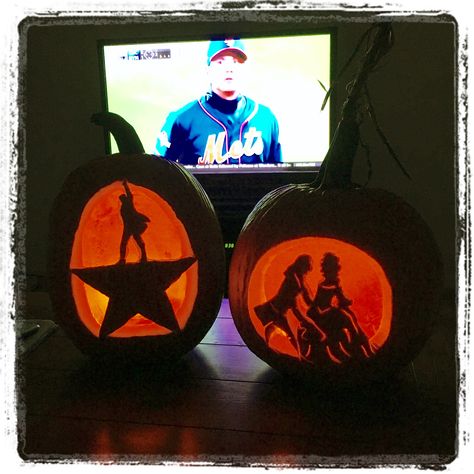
[99,31,333,174]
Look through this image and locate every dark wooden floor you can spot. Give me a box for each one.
[17,294,457,467]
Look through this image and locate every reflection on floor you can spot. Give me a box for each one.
[18,296,457,466]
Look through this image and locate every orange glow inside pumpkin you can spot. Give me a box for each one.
[247,237,392,363]
[70,181,198,338]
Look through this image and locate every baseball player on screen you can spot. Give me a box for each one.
[154,37,283,165]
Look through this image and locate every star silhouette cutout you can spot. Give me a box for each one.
[71,257,196,339]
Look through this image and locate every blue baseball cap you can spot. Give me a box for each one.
[207,38,247,64]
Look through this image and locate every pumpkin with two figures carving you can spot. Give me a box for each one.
[228,181,443,384]
[228,24,443,384]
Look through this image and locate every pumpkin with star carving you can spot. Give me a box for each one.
[48,115,225,360]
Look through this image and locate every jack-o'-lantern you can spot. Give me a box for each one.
[228,24,443,384]
[49,151,225,360]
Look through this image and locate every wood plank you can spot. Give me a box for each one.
[19,365,316,437]
[200,317,246,346]
[216,298,233,319]
[18,295,457,462]
[21,414,317,460]
[19,354,456,458]
[20,405,454,463]
[186,344,278,383]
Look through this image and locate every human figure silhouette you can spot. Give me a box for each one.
[307,252,375,364]
[254,255,325,360]
[118,180,150,264]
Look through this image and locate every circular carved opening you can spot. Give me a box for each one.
[247,237,392,365]
[70,181,198,338]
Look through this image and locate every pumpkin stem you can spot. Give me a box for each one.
[312,23,394,190]
[91,112,145,154]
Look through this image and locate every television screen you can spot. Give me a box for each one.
[100,32,332,173]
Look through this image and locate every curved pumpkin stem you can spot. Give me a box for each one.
[91,111,145,154]
[313,23,394,191]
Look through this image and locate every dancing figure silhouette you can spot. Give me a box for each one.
[254,255,325,360]
[307,252,375,364]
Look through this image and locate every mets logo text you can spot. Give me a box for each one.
[197,127,264,165]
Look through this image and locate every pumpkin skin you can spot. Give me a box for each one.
[228,183,443,385]
[49,153,225,361]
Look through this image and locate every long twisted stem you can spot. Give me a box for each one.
[313,23,394,190]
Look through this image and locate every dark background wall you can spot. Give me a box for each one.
[21,12,456,292]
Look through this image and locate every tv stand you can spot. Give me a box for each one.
[194,170,318,292]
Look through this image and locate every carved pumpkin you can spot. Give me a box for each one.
[49,151,225,360]
[228,184,442,383]
[228,24,443,384]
